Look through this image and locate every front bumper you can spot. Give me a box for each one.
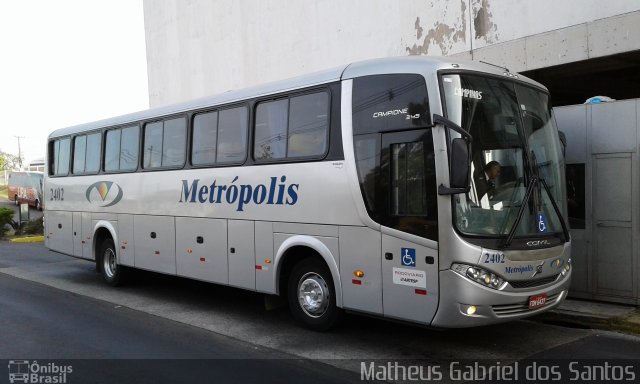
[430,268,571,328]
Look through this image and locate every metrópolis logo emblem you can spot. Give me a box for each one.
[85,181,123,207]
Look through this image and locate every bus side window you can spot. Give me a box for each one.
[192,111,218,165]
[144,122,163,168]
[85,133,102,173]
[73,135,87,174]
[52,138,71,176]
[143,118,185,169]
[119,126,139,171]
[162,117,186,167]
[105,130,122,172]
[254,99,288,161]
[288,92,329,158]
[217,107,248,164]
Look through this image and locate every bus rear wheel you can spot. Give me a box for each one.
[287,258,341,331]
[98,238,127,286]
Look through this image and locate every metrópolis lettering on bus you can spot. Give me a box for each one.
[179,175,299,211]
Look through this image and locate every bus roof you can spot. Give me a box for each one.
[48,56,546,139]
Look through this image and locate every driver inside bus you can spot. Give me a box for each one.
[474,161,501,201]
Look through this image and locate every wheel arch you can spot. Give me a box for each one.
[92,221,118,262]
[274,235,343,308]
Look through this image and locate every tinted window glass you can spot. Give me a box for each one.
[73,135,86,174]
[354,134,380,215]
[162,118,186,167]
[381,130,437,240]
[352,74,430,135]
[254,99,288,160]
[288,92,328,157]
[120,126,139,171]
[57,138,71,176]
[566,163,585,229]
[50,141,60,176]
[391,142,427,216]
[192,111,218,165]
[105,130,121,171]
[143,121,163,168]
[218,107,248,163]
[85,133,101,173]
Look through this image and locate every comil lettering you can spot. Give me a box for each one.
[372,108,408,118]
[454,87,483,100]
[179,175,299,211]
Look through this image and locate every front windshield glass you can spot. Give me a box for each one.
[442,74,566,238]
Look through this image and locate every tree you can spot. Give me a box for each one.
[0,150,21,170]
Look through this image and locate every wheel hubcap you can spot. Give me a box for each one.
[103,248,117,279]
[297,272,330,318]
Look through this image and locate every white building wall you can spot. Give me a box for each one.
[144,0,640,107]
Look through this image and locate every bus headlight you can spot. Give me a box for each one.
[561,258,571,276]
[451,263,505,290]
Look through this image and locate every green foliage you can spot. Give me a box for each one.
[0,207,15,238]
[0,150,21,171]
[0,207,38,238]
[23,218,44,235]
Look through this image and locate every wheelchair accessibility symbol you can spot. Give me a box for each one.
[401,248,416,267]
[537,214,547,233]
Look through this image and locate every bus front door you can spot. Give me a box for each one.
[379,129,439,325]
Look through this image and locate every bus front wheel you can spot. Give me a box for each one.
[287,258,341,331]
[98,238,127,286]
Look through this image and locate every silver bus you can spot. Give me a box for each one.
[45,57,571,330]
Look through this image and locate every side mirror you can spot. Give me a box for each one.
[450,138,470,188]
[433,114,472,195]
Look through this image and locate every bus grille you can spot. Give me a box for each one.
[508,274,560,289]
[491,292,561,317]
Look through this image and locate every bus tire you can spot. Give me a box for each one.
[287,258,342,331]
[35,200,41,211]
[98,238,127,286]
[14,196,18,206]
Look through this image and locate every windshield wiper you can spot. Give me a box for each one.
[539,178,570,242]
[502,175,570,248]
[503,177,538,248]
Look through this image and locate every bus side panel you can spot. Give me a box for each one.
[255,221,275,294]
[46,211,73,255]
[81,212,92,260]
[381,230,439,325]
[176,217,228,285]
[339,226,383,315]
[72,212,82,257]
[133,215,176,275]
[117,214,135,267]
[228,220,255,290]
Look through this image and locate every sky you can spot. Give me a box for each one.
[0,0,149,165]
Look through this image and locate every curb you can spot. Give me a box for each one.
[10,236,45,243]
[533,309,640,334]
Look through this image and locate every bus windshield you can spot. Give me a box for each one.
[441,73,567,240]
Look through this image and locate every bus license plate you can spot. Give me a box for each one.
[528,293,548,309]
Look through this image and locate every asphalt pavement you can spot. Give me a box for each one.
[1,241,639,383]
[0,272,360,384]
